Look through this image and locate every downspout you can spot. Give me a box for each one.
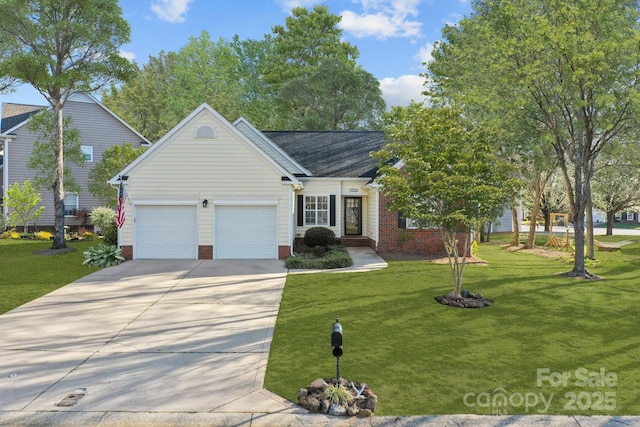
[290,181,304,256]
[1,136,12,218]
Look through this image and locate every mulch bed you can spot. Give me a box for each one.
[33,247,77,256]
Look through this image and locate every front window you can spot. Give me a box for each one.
[81,146,93,162]
[64,193,79,216]
[406,218,419,229]
[305,195,328,226]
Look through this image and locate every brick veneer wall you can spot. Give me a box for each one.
[377,194,467,257]
[121,245,133,260]
[198,245,213,259]
[278,245,291,259]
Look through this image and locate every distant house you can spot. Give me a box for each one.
[1,93,151,229]
[614,211,639,223]
[110,103,451,260]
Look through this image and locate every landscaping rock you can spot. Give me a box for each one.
[320,398,330,413]
[297,378,377,417]
[358,409,374,418]
[329,403,347,416]
[310,378,328,389]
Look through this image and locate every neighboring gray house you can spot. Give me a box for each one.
[1,93,151,229]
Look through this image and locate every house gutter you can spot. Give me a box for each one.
[0,134,13,218]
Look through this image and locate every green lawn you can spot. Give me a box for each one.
[265,241,640,416]
[0,239,100,314]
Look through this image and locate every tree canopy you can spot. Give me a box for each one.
[374,105,517,297]
[25,111,83,194]
[102,5,384,135]
[88,143,146,207]
[0,0,134,249]
[428,0,640,278]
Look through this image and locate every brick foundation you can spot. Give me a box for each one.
[121,245,133,260]
[278,245,291,259]
[198,245,213,259]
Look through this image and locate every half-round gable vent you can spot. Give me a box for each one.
[194,125,217,139]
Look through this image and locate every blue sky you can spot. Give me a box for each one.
[1,0,472,110]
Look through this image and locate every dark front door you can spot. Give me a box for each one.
[344,197,362,235]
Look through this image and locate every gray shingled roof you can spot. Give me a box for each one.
[1,103,46,133]
[234,119,309,176]
[262,131,385,178]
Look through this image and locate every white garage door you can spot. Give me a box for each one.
[135,205,197,259]
[215,205,277,259]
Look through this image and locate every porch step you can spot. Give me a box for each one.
[339,236,371,247]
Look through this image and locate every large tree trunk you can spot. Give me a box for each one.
[557,134,598,279]
[606,210,614,236]
[52,100,66,250]
[524,170,547,249]
[511,203,519,246]
[586,190,594,259]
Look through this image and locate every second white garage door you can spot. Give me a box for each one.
[215,205,277,259]
[135,205,197,259]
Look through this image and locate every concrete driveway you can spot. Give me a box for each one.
[0,259,306,425]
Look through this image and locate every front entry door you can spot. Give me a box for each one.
[344,197,362,235]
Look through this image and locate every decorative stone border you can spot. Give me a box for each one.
[297,378,377,417]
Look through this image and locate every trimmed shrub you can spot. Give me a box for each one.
[285,244,353,270]
[303,227,336,248]
[103,225,118,246]
[1,230,20,239]
[90,206,116,233]
[82,231,100,241]
[83,244,124,267]
[35,231,53,240]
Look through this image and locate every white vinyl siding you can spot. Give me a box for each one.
[118,108,294,255]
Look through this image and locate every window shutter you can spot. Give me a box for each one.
[398,211,407,229]
[330,195,336,226]
[297,195,304,226]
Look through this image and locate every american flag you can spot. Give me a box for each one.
[116,180,126,228]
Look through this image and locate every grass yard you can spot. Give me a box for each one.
[0,239,100,315]
[265,240,640,416]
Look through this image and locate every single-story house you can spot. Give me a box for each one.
[110,103,446,260]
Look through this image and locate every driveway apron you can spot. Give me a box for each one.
[0,259,299,415]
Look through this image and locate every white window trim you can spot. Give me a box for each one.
[81,145,93,162]
[304,195,329,226]
[64,192,79,217]
[405,217,437,230]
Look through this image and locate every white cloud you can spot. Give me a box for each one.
[119,50,136,62]
[340,0,422,39]
[379,74,428,108]
[416,42,434,65]
[151,0,193,23]
[275,0,318,12]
